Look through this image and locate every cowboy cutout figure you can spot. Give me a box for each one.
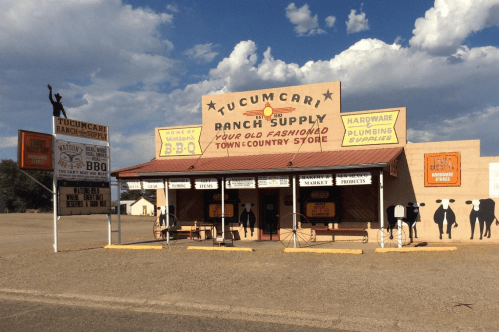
[48,85,67,118]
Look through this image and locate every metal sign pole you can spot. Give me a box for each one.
[293,175,297,248]
[117,180,121,244]
[107,129,112,246]
[165,179,169,245]
[222,177,225,243]
[397,218,403,248]
[379,170,384,248]
[52,116,58,252]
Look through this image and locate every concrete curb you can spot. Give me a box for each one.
[375,247,458,253]
[284,248,363,254]
[104,245,162,250]
[187,246,255,252]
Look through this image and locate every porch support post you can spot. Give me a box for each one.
[380,169,385,248]
[222,177,225,241]
[117,179,121,244]
[293,175,297,248]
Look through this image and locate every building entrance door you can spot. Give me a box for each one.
[260,191,279,240]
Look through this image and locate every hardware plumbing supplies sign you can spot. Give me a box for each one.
[341,111,399,146]
[55,140,109,181]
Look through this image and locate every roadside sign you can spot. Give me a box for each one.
[55,139,109,181]
[17,130,53,171]
[58,180,111,216]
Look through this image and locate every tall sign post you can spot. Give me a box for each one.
[52,116,111,252]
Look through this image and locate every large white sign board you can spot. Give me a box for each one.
[490,163,499,198]
[55,140,109,181]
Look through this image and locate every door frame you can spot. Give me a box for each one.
[259,190,280,241]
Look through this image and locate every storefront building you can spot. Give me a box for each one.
[112,82,499,244]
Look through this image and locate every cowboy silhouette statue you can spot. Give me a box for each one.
[48,85,67,118]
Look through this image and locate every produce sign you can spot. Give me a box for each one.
[58,181,111,215]
[17,130,53,171]
[208,204,234,218]
[305,202,336,218]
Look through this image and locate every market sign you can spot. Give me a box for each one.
[158,126,202,157]
[142,179,164,189]
[169,178,191,189]
[490,163,499,198]
[226,177,256,189]
[258,176,290,188]
[424,152,461,187]
[336,172,372,186]
[299,174,333,187]
[121,179,142,190]
[17,130,53,171]
[58,180,111,215]
[55,117,109,142]
[195,178,218,189]
[55,140,109,181]
[341,110,399,146]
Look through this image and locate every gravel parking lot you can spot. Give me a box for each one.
[1,213,498,331]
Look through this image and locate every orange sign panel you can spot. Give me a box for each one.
[425,152,461,187]
[208,204,234,218]
[306,202,336,218]
[17,130,53,171]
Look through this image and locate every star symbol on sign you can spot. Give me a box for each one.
[323,89,333,101]
[207,101,216,110]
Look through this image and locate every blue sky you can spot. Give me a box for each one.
[1,0,499,172]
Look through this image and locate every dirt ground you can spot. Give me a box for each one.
[1,213,499,331]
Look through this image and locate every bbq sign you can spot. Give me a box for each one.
[55,140,109,181]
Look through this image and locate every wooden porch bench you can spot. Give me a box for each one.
[311,228,368,243]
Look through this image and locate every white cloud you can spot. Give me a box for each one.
[0,136,17,148]
[185,43,219,63]
[346,9,370,34]
[325,16,336,28]
[286,3,326,36]
[409,0,499,55]
[166,4,179,13]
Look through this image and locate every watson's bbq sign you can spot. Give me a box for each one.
[155,82,407,159]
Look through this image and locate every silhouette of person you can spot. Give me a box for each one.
[48,85,67,118]
[240,203,256,238]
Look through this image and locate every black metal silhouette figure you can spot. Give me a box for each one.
[466,199,498,240]
[48,85,67,118]
[404,202,425,243]
[433,199,458,239]
[240,203,256,238]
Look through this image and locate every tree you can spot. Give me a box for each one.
[0,159,53,212]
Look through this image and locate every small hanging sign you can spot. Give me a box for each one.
[258,176,290,188]
[336,172,372,186]
[142,179,164,189]
[195,178,219,190]
[226,177,256,189]
[122,180,142,190]
[299,174,333,187]
[169,178,192,189]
